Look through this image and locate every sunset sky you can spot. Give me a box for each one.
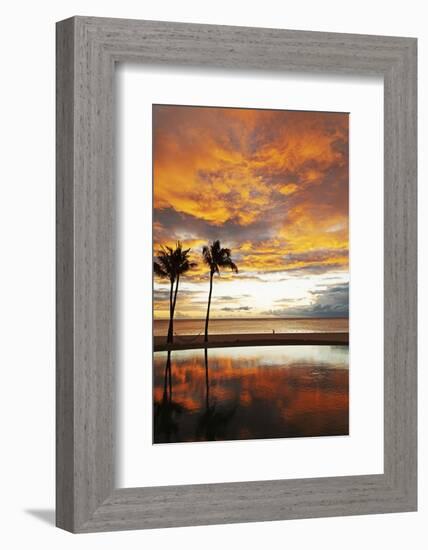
[153,105,349,320]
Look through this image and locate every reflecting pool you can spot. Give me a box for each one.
[153,345,349,444]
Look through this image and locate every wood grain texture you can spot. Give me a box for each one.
[56,16,417,533]
[56,18,75,532]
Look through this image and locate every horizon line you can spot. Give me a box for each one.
[153,316,349,321]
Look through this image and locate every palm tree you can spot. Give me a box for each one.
[154,241,196,343]
[202,240,238,342]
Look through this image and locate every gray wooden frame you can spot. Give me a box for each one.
[56,16,417,533]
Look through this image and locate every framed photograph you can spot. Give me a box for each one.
[56,16,417,532]
[151,104,350,446]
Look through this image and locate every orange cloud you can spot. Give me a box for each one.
[153,105,349,318]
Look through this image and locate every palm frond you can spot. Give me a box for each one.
[202,245,213,268]
[202,240,238,275]
[221,258,238,273]
[154,261,168,278]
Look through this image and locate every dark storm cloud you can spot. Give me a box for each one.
[154,207,275,246]
[266,283,349,318]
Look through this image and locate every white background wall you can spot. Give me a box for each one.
[0,1,425,548]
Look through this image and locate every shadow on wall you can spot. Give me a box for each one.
[25,509,55,526]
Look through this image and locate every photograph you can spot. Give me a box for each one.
[152,104,349,444]
[0,1,418,541]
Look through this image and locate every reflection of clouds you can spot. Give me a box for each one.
[153,345,349,443]
[165,345,349,369]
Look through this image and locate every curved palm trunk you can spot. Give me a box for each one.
[166,279,174,344]
[204,271,214,343]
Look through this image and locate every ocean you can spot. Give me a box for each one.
[154,317,348,337]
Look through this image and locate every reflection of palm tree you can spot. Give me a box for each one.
[154,351,185,443]
[204,347,209,409]
[196,402,237,441]
[197,347,236,441]
[154,396,185,443]
[154,241,196,343]
[163,351,172,401]
[202,240,238,342]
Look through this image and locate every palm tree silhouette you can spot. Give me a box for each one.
[202,240,238,343]
[154,241,196,343]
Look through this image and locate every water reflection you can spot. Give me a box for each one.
[153,351,185,443]
[153,345,349,444]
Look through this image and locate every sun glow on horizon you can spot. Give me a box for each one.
[153,105,349,320]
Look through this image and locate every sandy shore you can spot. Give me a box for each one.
[154,332,348,352]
